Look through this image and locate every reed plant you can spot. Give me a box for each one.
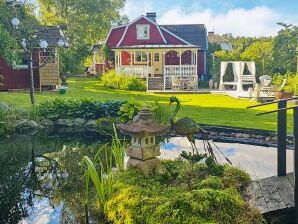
[81,124,126,218]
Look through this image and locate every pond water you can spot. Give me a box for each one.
[0,134,294,224]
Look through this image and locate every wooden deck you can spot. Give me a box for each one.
[246,172,296,222]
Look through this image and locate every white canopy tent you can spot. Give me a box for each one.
[218,61,256,92]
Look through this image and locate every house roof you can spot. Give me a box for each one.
[105,15,208,51]
[117,44,199,49]
[160,24,207,50]
[208,33,229,43]
[40,26,68,48]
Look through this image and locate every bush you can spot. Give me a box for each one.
[0,107,16,138]
[38,98,125,120]
[102,70,146,91]
[273,73,298,95]
[106,161,264,224]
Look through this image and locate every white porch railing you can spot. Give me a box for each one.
[115,65,154,78]
[164,65,198,90]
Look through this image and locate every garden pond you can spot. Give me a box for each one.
[0,133,294,223]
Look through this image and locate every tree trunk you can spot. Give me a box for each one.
[28,52,35,105]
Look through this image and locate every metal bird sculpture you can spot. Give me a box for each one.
[169,96,231,164]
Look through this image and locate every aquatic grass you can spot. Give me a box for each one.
[111,124,126,171]
[82,125,126,217]
[152,101,171,124]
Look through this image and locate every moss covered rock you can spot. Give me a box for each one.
[106,161,264,224]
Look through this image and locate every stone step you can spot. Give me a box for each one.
[147,78,164,90]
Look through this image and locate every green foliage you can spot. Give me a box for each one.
[0,108,13,138]
[106,160,263,224]
[38,0,126,75]
[0,24,19,66]
[102,70,146,91]
[82,147,113,215]
[82,128,126,217]
[101,44,115,66]
[180,151,206,163]
[111,124,126,171]
[38,98,125,120]
[273,73,298,94]
[241,41,274,77]
[273,23,298,74]
[151,101,171,125]
[117,98,141,123]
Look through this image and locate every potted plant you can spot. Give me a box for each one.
[273,75,295,100]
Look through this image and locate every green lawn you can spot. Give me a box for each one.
[0,77,294,132]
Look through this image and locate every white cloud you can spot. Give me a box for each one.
[121,0,290,37]
[158,6,281,37]
[120,0,154,20]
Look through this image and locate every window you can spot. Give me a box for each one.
[14,50,29,69]
[134,51,147,63]
[154,53,159,62]
[136,24,150,40]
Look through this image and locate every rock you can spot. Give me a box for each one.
[54,119,73,127]
[39,119,54,127]
[85,120,97,132]
[0,102,10,111]
[235,133,242,138]
[27,120,38,129]
[242,134,250,138]
[14,119,28,128]
[209,131,217,136]
[74,118,86,127]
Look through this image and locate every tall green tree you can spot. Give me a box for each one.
[241,41,274,77]
[37,0,127,74]
[273,23,298,74]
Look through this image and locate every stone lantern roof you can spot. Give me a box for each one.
[117,108,170,136]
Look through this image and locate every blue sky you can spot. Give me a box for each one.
[122,0,298,37]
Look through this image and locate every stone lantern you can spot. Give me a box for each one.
[117,108,169,176]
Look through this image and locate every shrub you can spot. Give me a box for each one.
[273,73,298,95]
[106,161,264,224]
[38,98,125,120]
[102,70,146,91]
[0,106,19,138]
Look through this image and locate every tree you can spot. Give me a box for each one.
[241,41,274,77]
[0,24,19,66]
[37,0,126,75]
[272,23,298,74]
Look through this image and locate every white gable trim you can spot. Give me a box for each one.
[159,26,193,46]
[105,25,127,44]
[116,15,167,47]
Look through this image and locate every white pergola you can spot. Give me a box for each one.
[218,61,256,92]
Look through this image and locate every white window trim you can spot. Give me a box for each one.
[14,50,29,69]
[136,24,150,40]
[15,64,29,69]
[154,53,159,62]
[134,51,148,64]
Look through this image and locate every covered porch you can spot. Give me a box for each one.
[114,45,199,90]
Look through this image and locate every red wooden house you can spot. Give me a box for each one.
[104,12,208,90]
[0,26,65,91]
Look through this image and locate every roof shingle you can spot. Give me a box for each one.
[160,24,207,50]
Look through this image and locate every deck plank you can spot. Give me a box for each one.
[256,177,286,212]
[287,172,295,187]
[272,175,294,208]
[246,181,269,213]
[246,172,295,216]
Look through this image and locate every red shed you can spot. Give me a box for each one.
[0,26,65,91]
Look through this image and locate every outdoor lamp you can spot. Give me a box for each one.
[57,38,65,47]
[39,39,48,50]
[21,38,26,48]
[11,17,20,29]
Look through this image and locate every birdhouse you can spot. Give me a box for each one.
[117,108,169,176]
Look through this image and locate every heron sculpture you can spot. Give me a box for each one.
[169,96,231,164]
